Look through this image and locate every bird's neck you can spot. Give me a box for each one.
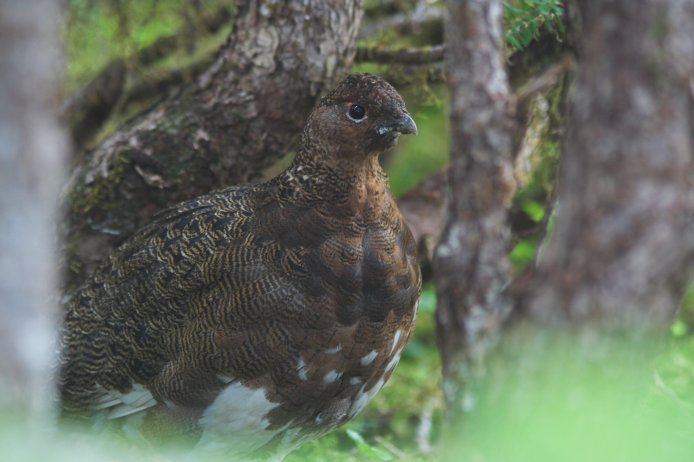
[281,149,390,207]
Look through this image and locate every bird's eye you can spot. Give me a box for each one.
[347,104,366,122]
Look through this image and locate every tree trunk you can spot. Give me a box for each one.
[520,0,694,326]
[62,0,363,289]
[435,2,694,456]
[0,0,67,417]
[433,0,515,412]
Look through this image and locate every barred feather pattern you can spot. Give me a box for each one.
[59,73,421,458]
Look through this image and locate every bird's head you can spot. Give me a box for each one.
[301,73,417,161]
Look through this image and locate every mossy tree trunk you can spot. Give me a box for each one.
[435,0,694,424]
[433,0,515,412]
[62,0,364,289]
[519,0,694,325]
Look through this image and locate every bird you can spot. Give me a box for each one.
[58,73,422,460]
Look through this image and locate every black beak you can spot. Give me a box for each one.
[395,112,418,136]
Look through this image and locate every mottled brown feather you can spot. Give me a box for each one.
[59,73,421,457]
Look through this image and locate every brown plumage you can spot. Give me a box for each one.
[58,73,421,459]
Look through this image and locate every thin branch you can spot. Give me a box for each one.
[356,44,444,65]
[60,59,127,150]
[123,57,214,109]
[134,5,232,67]
[359,2,443,39]
[516,54,575,113]
[382,63,445,89]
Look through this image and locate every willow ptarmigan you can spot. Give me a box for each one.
[58,73,421,459]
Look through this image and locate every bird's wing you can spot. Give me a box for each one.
[59,185,311,420]
[92,384,158,419]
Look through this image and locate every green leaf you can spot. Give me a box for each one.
[521,199,546,223]
[345,429,394,461]
[510,239,537,268]
[504,0,565,50]
[672,319,688,338]
[506,33,521,50]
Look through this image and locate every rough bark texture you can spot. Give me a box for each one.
[433,0,515,411]
[62,0,363,289]
[0,0,67,415]
[60,5,234,151]
[520,0,694,325]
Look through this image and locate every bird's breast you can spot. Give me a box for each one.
[260,217,419,423]
[197,194,421,457]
